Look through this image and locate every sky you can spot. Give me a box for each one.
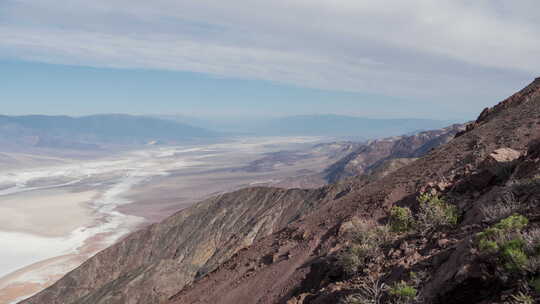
[1,0,539,120]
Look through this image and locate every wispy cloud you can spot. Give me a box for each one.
[1,0,538,102]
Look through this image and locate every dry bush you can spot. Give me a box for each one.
[481,192,521,222]
[338,224,394,276]
[350,224,393,248]
[522,228,540,273]
[340,276,386,304]
[510,291,534,304]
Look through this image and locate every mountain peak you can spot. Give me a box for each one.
[471,77,540,126]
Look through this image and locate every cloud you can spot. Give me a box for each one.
[1,0,538,104]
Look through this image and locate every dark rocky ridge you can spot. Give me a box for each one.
[323,124,465,183]
[22,79,540,304]
[265,126,465,189]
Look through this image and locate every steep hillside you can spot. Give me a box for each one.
[21,187,339,304]
[168,78,540,304]
[265,127,465,189]
[21,78,540,304]
[323,124,465,183]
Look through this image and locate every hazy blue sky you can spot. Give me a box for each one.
[1,0,538,120]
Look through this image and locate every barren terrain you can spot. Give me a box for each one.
[0,136,347,303]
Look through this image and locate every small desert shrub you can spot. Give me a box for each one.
[495,214,529,231]
[510,291,534,304]
[389,206,414,233]
[416,193,459,233]
[477,219,540,300]
[338,225,393,276]
[481,192,521,222]
[388,193,459,235]
[340,294,363,304]
[500,238,529,272]
[338,246,364,276]
[476,215,531,273]
[340,276,386,304]
[523,229,540,274]
[477,214,529,242]
[523,229,540,256]
[350,224,393,248]
[388,281,417,304]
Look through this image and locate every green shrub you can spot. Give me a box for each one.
[388,281,417,303]
[495,215,529,231]
[416,193,459,233]
[478,239,499,253]
[476,215,531,273]
[388,193,460,234]
[477,214,529,243]
[389,206,414,233]
[500,240,528,272]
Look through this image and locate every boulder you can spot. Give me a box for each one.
[486,148,521,164]
[454,148,521,193]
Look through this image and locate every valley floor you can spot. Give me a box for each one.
[0,136,338,304]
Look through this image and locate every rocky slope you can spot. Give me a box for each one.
[323,124,466,183]
[22,78,540,304]
[168,78,540,304]
[21,187,335,304]
[267,126,465,189]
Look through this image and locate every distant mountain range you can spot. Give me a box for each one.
[157,114,454,138]
[0,113,456,152]
[255,115,453,137]
[0,114,219,151]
